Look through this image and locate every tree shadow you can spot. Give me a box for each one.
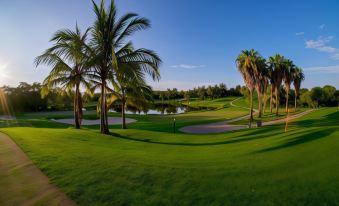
[291,110,339,128]
[255,128,337,153]
[109,128,285,147]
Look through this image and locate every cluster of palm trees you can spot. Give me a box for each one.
[236,49,305,127]
[35,0,161,134]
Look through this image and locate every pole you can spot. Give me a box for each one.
[173,118,176,133]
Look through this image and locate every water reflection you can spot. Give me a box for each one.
[108,102,212,115]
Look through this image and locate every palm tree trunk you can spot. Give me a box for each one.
[258,92,262,118]
[294,90,298,111]
[74,84,80,129]
[275,87,279,116]
[270,86,273,113]
[263,92,267,115]
[285,87,289,113]
[100,81,109,134]
[249,90,253,128]
[78,94,83,125]
[122,91,126,129]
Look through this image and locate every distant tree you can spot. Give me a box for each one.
[219,83,227,97]
[184,91,190,104]
[207,85,214,99]
[310,87,323,108]
[322,85,336,106]
[197,86,207,100]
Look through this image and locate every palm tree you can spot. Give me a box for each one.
[254,56,268,117]
[268,67,275,113]
[90,0,152,134]
[293,67,305,110]
[236,49,259,127]
[268,54,286,116]
[110,43,161,129]
[35,25,91,129]
[283,59,295,114]
[109,79,153,129]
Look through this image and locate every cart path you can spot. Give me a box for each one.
[0,132,76,206]
[180,98,313,134]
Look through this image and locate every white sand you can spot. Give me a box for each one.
[52,117,136,125]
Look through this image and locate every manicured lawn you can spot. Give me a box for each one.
[1,105,339,205]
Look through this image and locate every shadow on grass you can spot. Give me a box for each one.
[291,111,339,128]
[109,127,283,147]
[255,128,337,153]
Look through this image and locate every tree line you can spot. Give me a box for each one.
[153,84,242,101]
[0,82,73,113]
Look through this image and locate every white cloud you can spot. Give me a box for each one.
[305,36,334,50]
[331,53,339,60]
[170,64,206,69]
[319,24,325,30]
[305,36,339,59]
[304,65,339,74]
[295,32,305,36]
[317,46,338,53]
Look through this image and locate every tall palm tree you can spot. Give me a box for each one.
[90,0,152,134]
[283,59,295,113]
[293,67,305,110]
[35,25,91,129]
[268,54,286,116]
[268,67,275,113]
[236,49,259,127]
[254,56,268,117]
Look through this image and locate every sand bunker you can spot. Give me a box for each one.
[52,117,136,125]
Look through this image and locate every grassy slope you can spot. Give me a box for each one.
[1,97,339,205]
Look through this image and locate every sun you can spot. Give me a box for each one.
[0,63,10,79]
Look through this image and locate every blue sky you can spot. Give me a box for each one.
[1,0,339,90]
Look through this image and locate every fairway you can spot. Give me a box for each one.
[1,105,339,205]
[2,1,339,205]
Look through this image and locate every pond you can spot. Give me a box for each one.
[108,103,213,115]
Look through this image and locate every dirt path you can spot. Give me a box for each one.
[0,132,76,206]
[180,98,314,134]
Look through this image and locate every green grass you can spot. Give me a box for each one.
[1,97,339,205]
[182,97,238,109]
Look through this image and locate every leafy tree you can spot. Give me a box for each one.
[322,85,336,106]
[310,87,323,108]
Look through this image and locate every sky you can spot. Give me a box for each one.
[1,0,339,90]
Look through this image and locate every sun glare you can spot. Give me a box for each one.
[0,63,10,80]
